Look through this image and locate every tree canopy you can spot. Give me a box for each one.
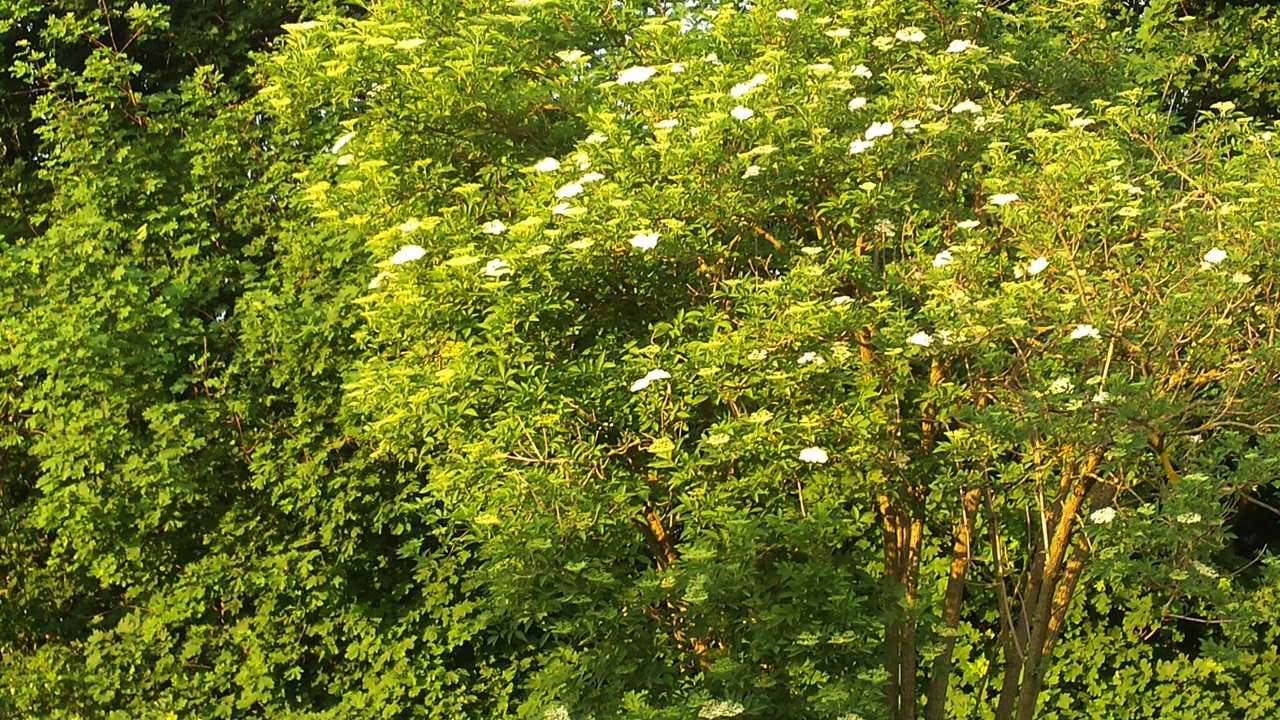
[3,1,1280,719]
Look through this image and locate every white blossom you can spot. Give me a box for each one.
[368,271,391,289]
[551,202,575,215]
[865,121,894,140]
[808,63,834,73]
[556,49,587,64]
[481,220,507,235]
[901,118,921,132]
[906,331,932,347]
[630,368,671,392]
[946,39,975,53]
[799,447,829,464]
[831,295,852,306]
[951,100,982,114]
[397,218,421,233]
[1089,507,1117,524]
[483,258,512,277]
[617,66,657,84]
[1192,560,1219,578]
[1047,376,1074,395]
[584,132,608,144]
[654,118,679,130]
[989,192,1020,206]
[852,64,873,79]
[848,139,875,154]
[1027,256,1048,275]
[731,106,755,121]
[555,182,584,199]
[670,62,685,73]
[747,348,768,361]
[933,250,954,268]
[729,73,768,98]
[579,171,605,183]
[1069,324,1100,340]
[1092,390,1110,404]
[776,8,798,20]
[742,165,761,179]
[630,232,659,250]
[1232,272,1252,284]
[956,219,981,229]
[534,157,561,172]
[826,27,851,38]
[336,154,354,165]
[797,351,824,365]
[895,27,926,42]
[1176,512,1202,524]
[1203,247,1228,265]
[847,96,867,111]
[388,245,426,265]
[1069,117,1094,128]
[699,700,746,719]
[330,131,356,154]
[706,433,731,446]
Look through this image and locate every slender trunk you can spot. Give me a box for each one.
[924,487,981,720]
[899,512,924,720]
[880,495,903,718]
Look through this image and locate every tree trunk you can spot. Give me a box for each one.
[924,487,981,720]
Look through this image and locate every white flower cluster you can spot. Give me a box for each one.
[699,700,745,719]
[630,368,671,392]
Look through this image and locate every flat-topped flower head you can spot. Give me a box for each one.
[398,218,422,233]
[1090,507,1117,524]
[865,121,894,140]
[555,182,584,199]
[556,49,587,65]
[584,132,608,144]
[1203,247,1228,265]
[670,62,685,73]
[848,96,867,111]
[534,157,560,172]
[481,220,507,235]
[826,27,851,38]
[654,118,679,130]
[617,65,657,84]
[742,165,761,178]
[731,106,755,120]
[946,39,975,53]
[1069,117,1094,128]
[989,192,1020,206]
[951,100,982,114]
[1027,256,1049,275]
[852,64,873,79]
[895,27,926,42]
[956,219,981,229]
[579,171,605,183]
[1176,512,1202,524]
[933,250,954,268]
[797,351,824,365]
[331,131,356,154]
[848,139,874,154]
[799,447,829,464]
[389,245,426,265]
[630,368,671,392]
[1069,324,1100,340]
[776,8,798,19]
[729,73,768,98]
[630,232,659,250]
[483,258,512,277]
[907,331,932,347]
